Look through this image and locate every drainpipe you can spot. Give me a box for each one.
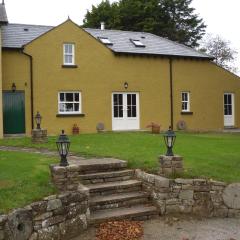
[169,58,174,129]
[22,49,34,130]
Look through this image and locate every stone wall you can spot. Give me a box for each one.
[0,190,89,240]
[135,169,240,218]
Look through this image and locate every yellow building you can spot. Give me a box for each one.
[0,4,240,137]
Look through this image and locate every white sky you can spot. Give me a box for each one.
[3,0,240,72]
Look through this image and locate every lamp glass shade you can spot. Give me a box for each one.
[163,127,176,156]
[35,112,42,129]
[12,83,16,92]
[56,130,70,166]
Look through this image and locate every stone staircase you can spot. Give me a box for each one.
[76,158,159,225]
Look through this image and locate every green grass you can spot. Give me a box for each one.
[0,151,57,213]
[0,132,240,183]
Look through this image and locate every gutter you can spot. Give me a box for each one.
[169,58,173,129]
[22,50,34,130]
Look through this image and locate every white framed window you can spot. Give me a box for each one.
[130,39,145,47]
[63,43,75,65]
[181,92,190,112]
[98,37,113,45]
[58,92,81,114]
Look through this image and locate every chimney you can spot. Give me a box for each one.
[2,0,4,5]
[100,22,105,31]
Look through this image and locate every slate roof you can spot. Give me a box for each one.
[1,23,212,59]
[0,4,8,24]
[1,23,53,48]
[84,28,212,59]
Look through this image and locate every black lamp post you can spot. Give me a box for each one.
[56,130,70,166]
[163,126,176,156]
[35,112,42,130]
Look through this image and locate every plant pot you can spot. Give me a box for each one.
[152,126,160,134]
[72,125,80,135]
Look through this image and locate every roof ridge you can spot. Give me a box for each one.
[8,23,54,28]
[83,27,148,35]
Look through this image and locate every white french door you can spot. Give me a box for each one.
[112,92,140,131]
[224,93,235,127]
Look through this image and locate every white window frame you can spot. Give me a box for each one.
[181,92,190,112]
[130,39,145,47]
[58,92,81,114]
[63,43,75,65]
[98,37,113,45]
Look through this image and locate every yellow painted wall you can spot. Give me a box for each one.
[2,50,31,135]
[0,29,3,138]
[2,20,240,136]
[173,60,240,131]
[23,20,171,135]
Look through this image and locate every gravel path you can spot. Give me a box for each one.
[0,145,85,160]
[73,217,240,240]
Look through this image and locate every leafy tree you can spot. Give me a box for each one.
[83,0,206,47]
[84,1,120,30]
[200,34,238,73]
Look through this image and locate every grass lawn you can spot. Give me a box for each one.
[0,151,57,213]
[0,132,240,183]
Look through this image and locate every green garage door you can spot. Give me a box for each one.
[3,91,26,134]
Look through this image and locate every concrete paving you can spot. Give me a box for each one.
[73,217,240,240]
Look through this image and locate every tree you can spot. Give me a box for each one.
[200,34,238,73]
[83,0,206,47]
[84,1,120,30]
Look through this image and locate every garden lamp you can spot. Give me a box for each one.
[163,126,176,156]
[56,130,70,166]
[35,111,42,130]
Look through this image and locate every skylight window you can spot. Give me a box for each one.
[131,39,145,47]
[99,37,113,45]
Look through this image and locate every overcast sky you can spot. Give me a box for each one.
[4,0,240,73]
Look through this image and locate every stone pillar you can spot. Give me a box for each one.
[31,129,48,143]
[158,155,183,176]
[50,163,89,193]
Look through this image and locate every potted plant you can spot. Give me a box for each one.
[72,124,80,135]
[146,122,161,134]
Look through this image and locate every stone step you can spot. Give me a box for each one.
[79,169,134,184]
[90,192,150,211]
[90,205,159,224]
[86,180,142,197]
[69,158,127,174]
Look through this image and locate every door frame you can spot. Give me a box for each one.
[3,90,26,134]
[111,92,140,131]
[223,92,235,127]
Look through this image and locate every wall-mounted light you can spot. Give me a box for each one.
[124,82,129,89]
[11,83,16,92]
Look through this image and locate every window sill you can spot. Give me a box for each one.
[62,65,78,68]
[56,113,85,117]
[181,111,193,115]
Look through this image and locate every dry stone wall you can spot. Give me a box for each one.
[159,155,184,176]
[135,169,240,218]
[0,191,89,240]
